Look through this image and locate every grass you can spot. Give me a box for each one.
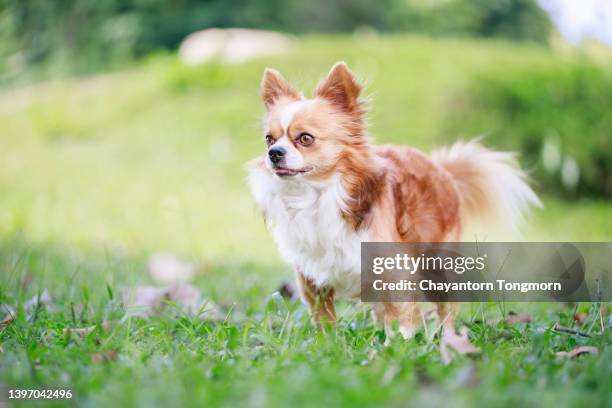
[0,35,611,407]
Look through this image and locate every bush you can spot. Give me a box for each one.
[446,63,612,198]
[0,0,551,83]
[389,0,551,44]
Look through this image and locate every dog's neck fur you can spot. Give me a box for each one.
[335,145,385,230]
[248,165,365,294]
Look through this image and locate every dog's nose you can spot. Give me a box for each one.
[268,146,286,165]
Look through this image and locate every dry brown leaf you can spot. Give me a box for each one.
[506,313,532,324]
[555,346,598,359]
[487,312,532,326]
[573,313,588,326]
[0,313,15,331]
[148,252,196,285]
[440,326,481,364]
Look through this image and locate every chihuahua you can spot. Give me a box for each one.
[248,62,540,359]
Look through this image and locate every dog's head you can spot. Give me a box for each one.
[259,62,367,179]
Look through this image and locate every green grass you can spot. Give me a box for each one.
[1,35,611,407]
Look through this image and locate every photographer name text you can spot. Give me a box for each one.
[372,279,562,293]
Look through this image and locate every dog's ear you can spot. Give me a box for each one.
[261,68,301,110]
[314,62,362,113]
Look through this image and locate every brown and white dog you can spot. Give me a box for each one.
[248,62,541,358]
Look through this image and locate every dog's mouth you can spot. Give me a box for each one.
[274,166,313,177]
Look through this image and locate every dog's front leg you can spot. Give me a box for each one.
[295,268,336,328]
[373,302,421,346]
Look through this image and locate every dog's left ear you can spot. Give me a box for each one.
[314,62,362,113]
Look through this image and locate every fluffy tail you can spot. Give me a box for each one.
[432,140,542,231]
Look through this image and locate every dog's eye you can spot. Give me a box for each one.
[297,133,315,146]
[265,134,274,146]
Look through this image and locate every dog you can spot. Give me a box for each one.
[248,62,541,359]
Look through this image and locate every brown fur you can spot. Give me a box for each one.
[254,62,538,356]
[258,63,465,333]
[295,269,336,327]
[261,68,302,109]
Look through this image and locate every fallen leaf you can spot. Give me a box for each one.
[122,286,164,317]
[165,284,202,314]
[487,312,532,326]
[573,313,588,326]
[440,326,481,364]
[555,346,598,359]
[122,284,223,320]
[0,313,14,331]
[23,289,54,312]
[63,321,116,338]
[91,350,118,364]
[148,252,196,285]
[166,284,225,320]
[72,303,95,320]
[506,313,532,324]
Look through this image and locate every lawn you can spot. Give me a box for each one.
[1,35,611,407]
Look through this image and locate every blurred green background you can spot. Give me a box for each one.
[0,0,612,302]
[1,0,611,259]
[1,0,612,299]
[1,0,552,81]
[1,1,612,406]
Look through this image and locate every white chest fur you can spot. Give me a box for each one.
[248,166,365,298]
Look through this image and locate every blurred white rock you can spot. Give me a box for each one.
[148,252,196,285]
[179,28,292,65]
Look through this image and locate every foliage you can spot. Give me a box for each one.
[0,0,552,82]
[390,0,551,43]
[447,63,612,198]
[1,237,611,407]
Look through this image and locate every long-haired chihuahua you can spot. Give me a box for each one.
[248,62,541,360]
